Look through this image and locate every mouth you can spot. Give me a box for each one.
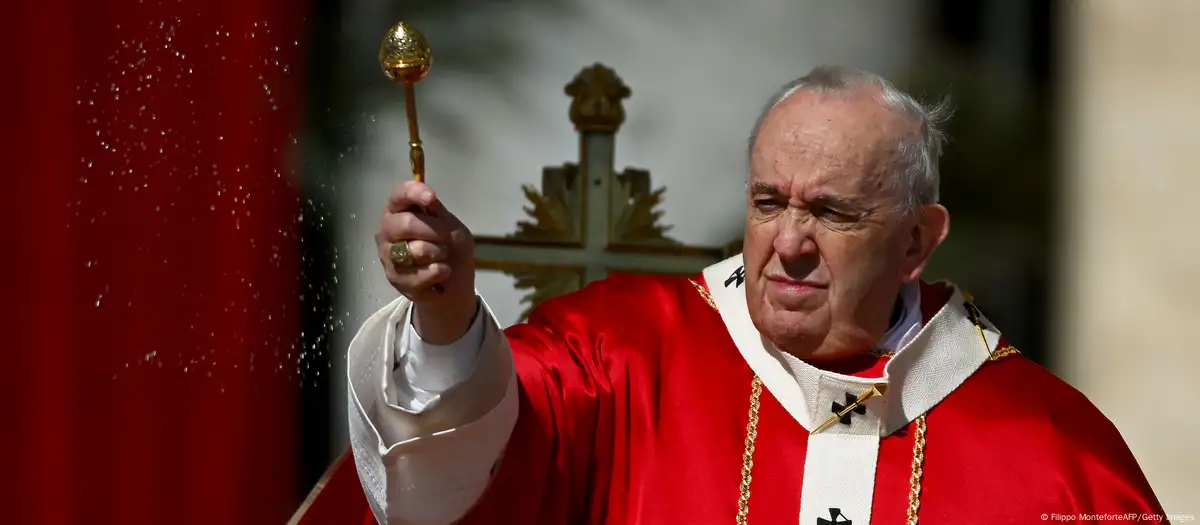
[766,276,828,294]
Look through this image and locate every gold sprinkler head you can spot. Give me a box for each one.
[378,22,432,84]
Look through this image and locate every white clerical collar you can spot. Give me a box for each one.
[700,254,1001,435]
[878,280,921,352]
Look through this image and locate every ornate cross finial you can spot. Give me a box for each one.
[565,63,631,133]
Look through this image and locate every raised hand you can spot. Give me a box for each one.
[375,181,478,344]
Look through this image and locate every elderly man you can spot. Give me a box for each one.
[320,66,1164,525]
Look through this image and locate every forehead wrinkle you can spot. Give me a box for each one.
[781,119,876,163]
[751,89,911,205]
[775,139,870,195]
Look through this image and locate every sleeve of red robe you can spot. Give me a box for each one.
[454,275,649,525]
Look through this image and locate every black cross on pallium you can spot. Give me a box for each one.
[964,301,985,328]
[831,393,867,425]
[816,507,851,524]
[725,266,746,288]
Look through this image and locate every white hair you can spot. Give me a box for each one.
[748,65,953,215]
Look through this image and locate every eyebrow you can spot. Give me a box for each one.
[811,193,859,210]
[747,181,860,209]
[747,181,783,195]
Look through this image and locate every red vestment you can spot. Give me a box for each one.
[298,273,1165,524]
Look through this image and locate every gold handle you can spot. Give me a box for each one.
[404,84,425,183]
[379,22,442,293]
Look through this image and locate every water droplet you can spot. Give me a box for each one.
[95,295,103,307]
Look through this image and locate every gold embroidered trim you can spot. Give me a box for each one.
[691,278,717,308]
[989,344,1021,361]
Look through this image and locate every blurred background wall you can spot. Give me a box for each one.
[1058,0,1200,512]
[6,0,1195,522]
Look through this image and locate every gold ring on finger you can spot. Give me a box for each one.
[389,241,415,268]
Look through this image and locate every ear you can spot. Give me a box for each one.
[900,204,950,284]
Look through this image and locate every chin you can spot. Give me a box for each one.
[755,307,830,355]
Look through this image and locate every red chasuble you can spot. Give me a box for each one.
[299,257,1164,524]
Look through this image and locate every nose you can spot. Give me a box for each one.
[772,209,818,262]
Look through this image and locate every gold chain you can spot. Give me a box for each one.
[906,415,927,525]
[736,376,763,525]
[688,279,927,525]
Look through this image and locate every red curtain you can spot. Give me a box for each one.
[5,0,310,522]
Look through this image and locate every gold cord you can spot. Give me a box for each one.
[906,415,927,525]
[688,279,927,525]
[736,376,763,525]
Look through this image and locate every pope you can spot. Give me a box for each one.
[300,66,1165,525]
